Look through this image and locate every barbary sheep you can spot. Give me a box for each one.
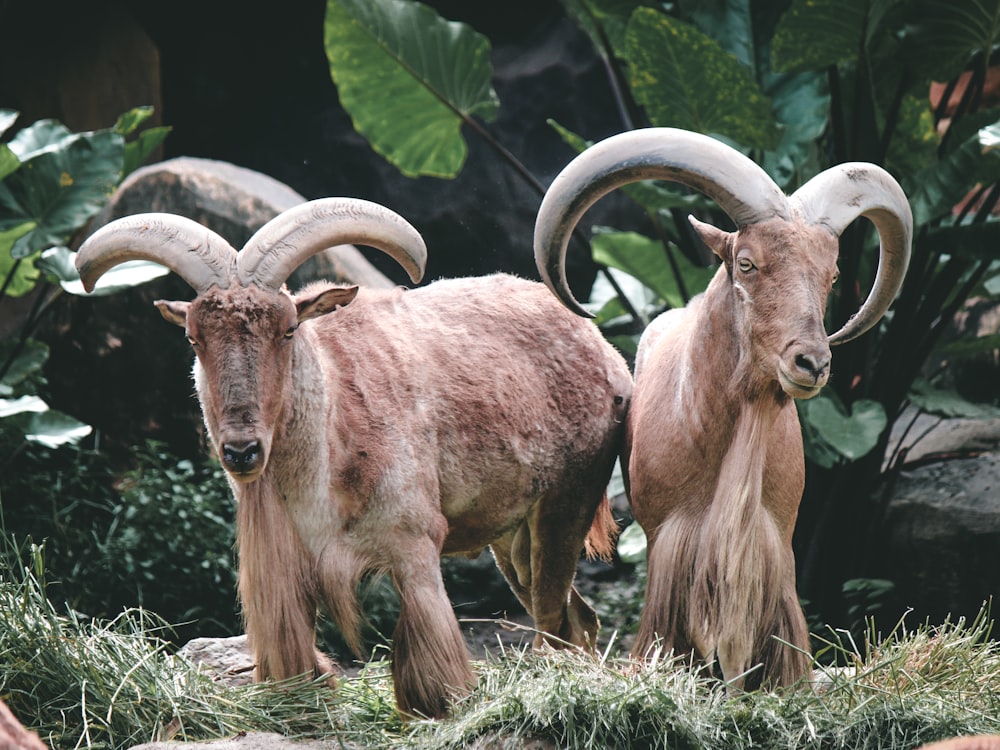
[533,128,911,689]
[75,198,633,717]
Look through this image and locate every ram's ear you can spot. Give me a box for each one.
[688,215,732,262]
[154,300,190,327]
[296,285,359,323]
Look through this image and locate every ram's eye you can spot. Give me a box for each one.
[283,325,298,340]
[186,335,198,348]
[832,269,841,284]
[736,257,756,273]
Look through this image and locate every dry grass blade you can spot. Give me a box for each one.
[0,542,399,750]
[1,542,999,749]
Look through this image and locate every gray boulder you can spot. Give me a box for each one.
[876,414,1000,623]
[90,157,396,291]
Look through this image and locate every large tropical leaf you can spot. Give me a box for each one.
[324,0,499,178]
[798,392,887,468]
[0,110,19,183]
[762,70,829,189]
[0,339,48,392]
[0,221,38,298]
[624,8,779,150]
[907,118,1000,225]
[903,0,1000,83]
[909,377,1000,418]
[591,228,715,309]
[2,404,93,448]
[0,123,123,259]
[679,0,754,67]
[115,106,172,178]
[559,0,652,59]
[771,0,870,73]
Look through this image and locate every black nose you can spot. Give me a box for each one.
[795,352,830,382]
[222,441,262,474]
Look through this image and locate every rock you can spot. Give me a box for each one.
[178,635,255,687]
[88,157,396,291]
[875,411,1000,624]
[877,453,1000,624]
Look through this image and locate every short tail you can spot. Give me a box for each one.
[583,494,619,562]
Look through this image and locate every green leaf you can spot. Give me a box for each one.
[0,339,49,389]
[122,126,171,178]
[0,222,39,298]
[909,377,1000,419]
[616,521,647,564]
[624,7,779,150]
[60,255,170,296]
[907,119,1000,225]
[111,106,171,176]
[938,332,1000,358]
[0,395,47,419]
[772,0,868,73]
[324,0,499,178]
[0,144,19,183]
[680,0,754,67]
[799,392,887,466]
[34,245,78,283]
[6,118,73,160]
[17,408,92,448]
[0,128,124,258]
[885,93,939,179]
[591,228,715,308]
[761,70,829,189]
[0,110,18,137]
[919,220,1000,263]
[559,0,651,58]
[114,106,156,136]
[902,0,1000,83]
[0,110,21,182]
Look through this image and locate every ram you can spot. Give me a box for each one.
[534,128,911,689]
[75,198,632,717]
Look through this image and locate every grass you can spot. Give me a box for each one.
[1,547,998,750]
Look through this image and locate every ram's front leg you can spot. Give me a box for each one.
[236,482,333,683]
[390,532,476,718]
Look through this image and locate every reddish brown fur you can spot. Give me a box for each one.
[627,218,839,689]
[158,273,631,717]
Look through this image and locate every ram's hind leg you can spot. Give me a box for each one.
[490,527,536,617]
[525,490,606,650]
[390,532,476,718]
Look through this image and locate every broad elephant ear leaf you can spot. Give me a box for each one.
[0,124,123,260]
[324,0,499,178]
[771,0,871,73]
[0,109,19,182]
[624,7,779,150]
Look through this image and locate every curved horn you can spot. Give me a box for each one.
[790,163,913,345]
[533,127,792,316]
[236,198,427,291]
[75,214,237,294]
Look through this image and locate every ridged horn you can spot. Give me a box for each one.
[790,163,913,345]
[236,198,427,291]
[533,127,792,317]
[75,214,238,294]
